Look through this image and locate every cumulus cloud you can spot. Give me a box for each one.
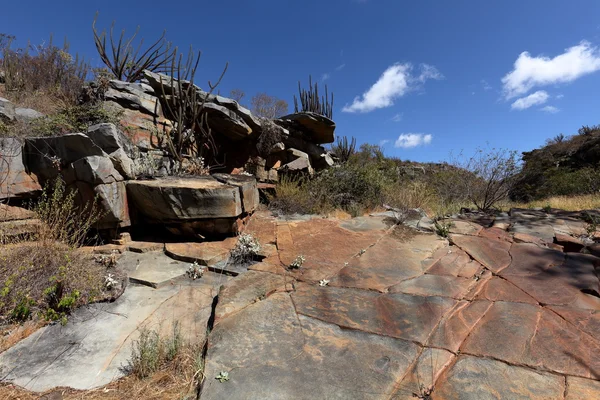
[394,133,432,149]
[511,90,549,110]
[481,79,492,91]
[342,63,443,113]
[541,105,560,113]
[502,41,600,98]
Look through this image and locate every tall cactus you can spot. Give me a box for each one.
[293,75,334,119]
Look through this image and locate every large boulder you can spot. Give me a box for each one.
[0,97,15,122]
[87,123,136,179]
[0,138,42,199]
[212,173,259,214]
[277,112,335,144]
[126,176,242,221]
[25,133,107,181]
[65,156,124,185]
[14,107,44,123]
[102,80,172,151]
[144,70,262,140]
[71,181,130,229]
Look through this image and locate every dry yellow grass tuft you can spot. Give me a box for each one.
[513,194,600,211]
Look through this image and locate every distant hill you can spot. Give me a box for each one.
[511,126,600,201]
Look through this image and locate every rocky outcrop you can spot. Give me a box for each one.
[126,175,256,237]
[0,138,42,199]
[0,97,16,122]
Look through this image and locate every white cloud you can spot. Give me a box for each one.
[321,73,330,82]
[417,64,443,82]
[391,113,403,122]
[556,94,564,99]
[502,41,600,98]
[342,63,443,113]
[541,105,560,113]
[394,133,433,149]
[511,90,549,110]
[379,139,390,146]
[335,63,346,71]
[481,79,492,91]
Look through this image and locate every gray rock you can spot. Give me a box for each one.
[94,181,130,228]
[280,148,314,175]
[212,173,259,214]
[68,156,123,185]
[87,123,135,156]
[202,102,252,140]
[14,107,44,122]
[104,80,161,116]
[126,176,243,222]
[0,138,42,199]
[0,97,15,122]
[25,133,107,182]
[277,112,336,144]
[269,142,285,153]
[109,148,136,179]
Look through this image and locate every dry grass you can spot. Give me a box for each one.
[511,194,600,212]
[0,319,45,353]
[0,326,205,400]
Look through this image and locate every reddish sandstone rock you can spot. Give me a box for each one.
[566,377,600,399]
[292,283,455,343]
[214,270,289,322]
[425,246,483,278]
[555,233,585,253]
[461,302,600,378]
[450,234,512,273]
[165,239,236,266]
[427,300,492,352]
[389,274,475,299]
[474,276,538,304]
[433,355,565,400]
[329,234,445,291]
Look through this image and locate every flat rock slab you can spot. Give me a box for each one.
[329,233,445,291]
[566,376,600,399]
[165,238,236,266]
[460,301,600,378]
[0,284,179,391]
[427,300,492,352]
[450,234,512,273]
[339,215,392,232]
[118,251,189,288]
[292,283,455,344]
[214,270,290,322]
[389,274,475,299]
[203,293,420,400]
[433,355,565,400]
[425,247,482,278]
[0,203,35,222]
[510,219,556,243]
[278,219,386,282]
[126,176,242,221]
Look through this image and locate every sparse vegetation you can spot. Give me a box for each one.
[330,135,357,163]
[230,233,261,264]
[251,92,288,119]
[0,33,89,108]
[0,178,113,326]
[289,255,305,269]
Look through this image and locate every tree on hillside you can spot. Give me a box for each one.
[251,92,288,119]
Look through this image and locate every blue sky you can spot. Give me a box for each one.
[3,0,600,162]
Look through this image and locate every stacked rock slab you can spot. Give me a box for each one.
[126,175,258,238]
[25,133,130,230]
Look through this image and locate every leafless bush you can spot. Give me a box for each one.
[450,148,520,212]
[251,93,288,119]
